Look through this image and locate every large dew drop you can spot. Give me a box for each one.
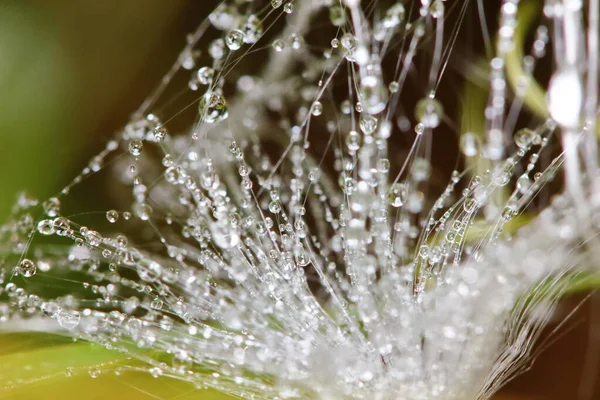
[17,259,36,277]
[57,309,81,330]
[199,92,229,123]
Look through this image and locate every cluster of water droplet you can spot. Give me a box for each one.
[1,1,599,399]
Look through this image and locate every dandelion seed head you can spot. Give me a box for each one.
[1,0,600,399]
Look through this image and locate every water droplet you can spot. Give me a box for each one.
[272,39,285,52]
[57,309,81,330]
[388,183,408,207]
[359,115,378,135]
[378,158,390,173]
[151,298,163,310]
[53,217,71,236]
[343,177,357,194]
[517,174,532,193]
[415,97,443,128]
[271,0,283,8]
[430,0,445,18]
[196,67,215,85]
[209,38,226,59]
[329,6,346,26]
[241,15,263,44]
[133,203,153,221]
[41,301,59,317]
[199,92,229,123]
[43,197,61,217]
[37,219,55,235]
[513,128,535,149]
[116,235,128,249]
[106,210,119,223]
[341,33,356,51]
[269,200,282,214]
[346,130,361,152]
[414,123,425,135]
[85,230,102,247]
[17,259,36,277]
[129,140,143,156]
[225,30,245,50]
[283,2,294,13]
[460,132,480,156]
[311,101,323,116]
[411,158,431,181]
[153,126,166,141]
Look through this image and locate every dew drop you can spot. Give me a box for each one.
[415,97,443,128]
[153,126,166,141]
[346,130,361,152]
[411,158,431,181]
[151,298,163,310]
[272,39,285,52]
[516,174,532,193]
[106,210,119,223]
[133,203,153,221]
[513,128,535,149]
[17,259,36,277]
[225,30,245,50]
[199,92,229,123]
[57,309,81,330]
[43,197,61,217]
[311,101,323,116]
[460,132,479,157]
[329,6,346,26]
[269,200,282,214]
[41,301,59,317]
[196,67,215,85]
[129,140,143,156]
[53,217,71,236]
[388,183,408,207]
[37,219,55,235]
[241,15,263,44]
[359,114,378,135]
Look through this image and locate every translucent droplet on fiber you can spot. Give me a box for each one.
[225,30,245,50]
[17,259,36,277]
[329,6,346,26]
[359,114,378,135]
[129,140,143,156]
[199,92,228,123]
[388,183,408,207]
[37,219,55,235]
[106,210,118,223]
[196,67,215,85]
[460,132,479,156]
[43,197,60,217]
[415,97,443,128]
[57,310,81,330]
[513,128,537,149]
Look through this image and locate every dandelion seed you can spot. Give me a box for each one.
[2,1,600,399]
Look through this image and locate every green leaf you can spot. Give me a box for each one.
[0,334,235,400]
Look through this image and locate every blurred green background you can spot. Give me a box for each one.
[0,1,598,399]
